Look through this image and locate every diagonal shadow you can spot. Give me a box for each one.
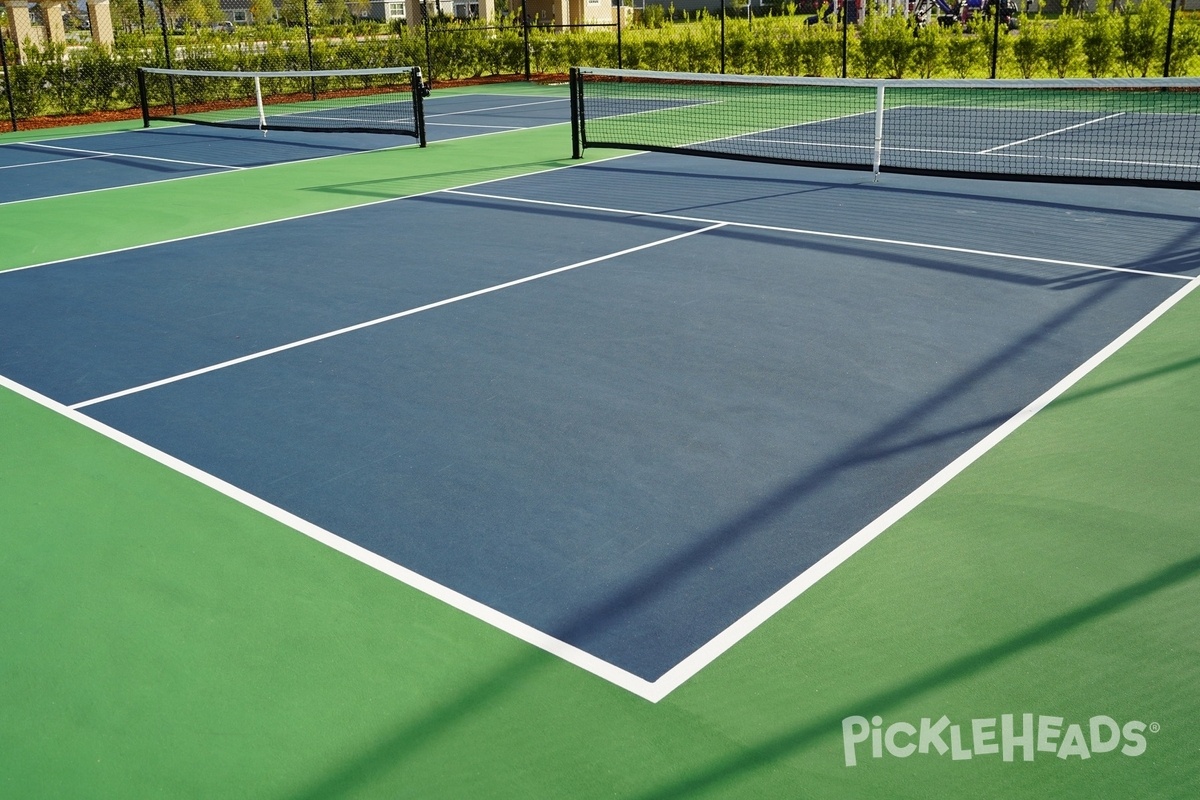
[301,159,579,200]
[283,227,1198,799]
[584,162,1200,228]
[276,171,1200,796]
[631,551,1200,800]
[279,551,1200,800]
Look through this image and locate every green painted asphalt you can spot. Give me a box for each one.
[1,111,1197,799]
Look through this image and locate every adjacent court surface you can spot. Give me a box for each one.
[1,82,1198,799]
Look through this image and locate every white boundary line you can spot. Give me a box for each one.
[9,263,1196,704]
[0,373,660,699]
[0,95,573,211]
[426,122,526,131]
[69,223,727,409]
[0,134,419,210]
[23,140,247,171]
[0,154,110,170]
[0,144,627,277]
[6,148,1197,700]
[444,189,1193,281]
[425,98,569,118]
[648,274,1200,700]
[978,112,1127,154]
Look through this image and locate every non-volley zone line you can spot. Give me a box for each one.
[442,189,1195,282]
[68,222,726,410]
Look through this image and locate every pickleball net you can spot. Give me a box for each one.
[138,66,427,142]
[569,68,1200,188]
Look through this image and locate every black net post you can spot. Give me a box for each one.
[521,0,531,80]
[138,68,150,127]
[1164,0,1178,77]
[990,0,1001,79]
[155,0,176,112]
[569,66,581,158]
[0,23,16,132]
[411,67,427,146]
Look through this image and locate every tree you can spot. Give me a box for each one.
[323,0,349,24]
[280,0,327,26]
[249,0,277,24]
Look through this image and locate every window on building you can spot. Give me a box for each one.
[454,0,479,18]
[387,1,406,19]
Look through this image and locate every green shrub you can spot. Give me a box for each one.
[1041,12,1081,77]
[1011,16,1045,77]
[857,6,916,78]
[1119,0,1168,76]
[1081,5,1120,77]
[943,29,987,78]
[640,4,669,29]
[1167,12,1200,76]
[911,23,946,79]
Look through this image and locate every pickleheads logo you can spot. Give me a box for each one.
[842,714,1159,767]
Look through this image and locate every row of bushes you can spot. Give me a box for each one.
[3,2,1198,121]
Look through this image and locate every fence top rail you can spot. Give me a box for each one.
[573,67,1200,92]
[138,66,420,80]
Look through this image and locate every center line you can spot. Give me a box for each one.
[977,113,1126,154]
[69,223,726,410]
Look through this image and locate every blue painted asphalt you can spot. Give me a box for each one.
[0,161,1189,680]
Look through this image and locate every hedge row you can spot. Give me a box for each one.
[3,1,1198,121]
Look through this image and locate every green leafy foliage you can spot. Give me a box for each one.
[5,1,1200,124]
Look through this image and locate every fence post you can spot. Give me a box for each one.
[616,0,622,70]
[1164,0,1178,77]
[422,1,434,85]
[720,3,725,74]
[989,0,1001,78]
[302,0,316,97]
[841,0,848,78]
[521,0,531,80]
[155,0,176,112]
[0,23,15,132]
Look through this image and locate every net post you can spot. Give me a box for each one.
[412,67,428,147]
[138,68,150,128]
[254,76,267,135]
[569,67,582,159]
[872,84,884,183]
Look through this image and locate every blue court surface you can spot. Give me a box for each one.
[0,92,571,204]
[2,150,1195,685]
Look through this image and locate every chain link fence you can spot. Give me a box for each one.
[2,0,1199,131]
